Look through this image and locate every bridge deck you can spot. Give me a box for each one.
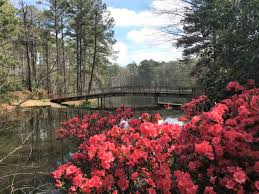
[50,86,203,104]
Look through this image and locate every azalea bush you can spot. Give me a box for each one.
[53,122,181,193]
[56,106,134,141]
[173,80,259,193]
[51,81,259,194]
[180,95,210,118]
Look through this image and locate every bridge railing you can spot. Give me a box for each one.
[105,86,199,95]
[50,88,104,99]
[51,86,205,100]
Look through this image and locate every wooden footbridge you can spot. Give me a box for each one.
[50,86,204,108]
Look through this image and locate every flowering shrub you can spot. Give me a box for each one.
[51,81,259,193]
[56,106,134,141]
[52,119,181,193]
[226,81,245,92]
[173,80,259,193]
[180,95,210,118]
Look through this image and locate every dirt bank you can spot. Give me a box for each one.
[18,99,64,108]
[0,90,65,114]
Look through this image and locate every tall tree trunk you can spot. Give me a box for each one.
[45,34,51,94]
[82,43,87,93]
[76,33,80,94]
[20,50,24,83]
[79,33,83,94]
[55,30,59,93]
[54,0,61,94]
[26,40,32,91]
[88,15,98,95]
[21,2,32,91]
[29,7,37,84]
[31,40,37,83]
[61,17,66,92]
[88,37,97,94]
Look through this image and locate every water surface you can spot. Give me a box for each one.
[0,107,181,193]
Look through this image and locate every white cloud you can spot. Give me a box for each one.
[112,42,182,66]
[108,0,188,66]
[127,27,178,47]
[152,0,187,12]
[108,7,172,27]
[128,47,182,64]
[112,42,129,65]
[108,0,187,28]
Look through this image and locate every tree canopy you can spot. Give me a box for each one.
[0,0,115,98]
[177,0,259,100]
[0,0,19,98]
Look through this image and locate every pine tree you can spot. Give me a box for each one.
[87,0,115,94]
[0,0,19,96]
[178,0,259,101]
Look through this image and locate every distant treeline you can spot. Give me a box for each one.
[100,59,199,107]
[108,60,198,88]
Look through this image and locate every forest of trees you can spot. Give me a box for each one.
[102,60,199,107]
[1,0,259,103]
[109,60,197,88]
[0,0,115,99]
[0,0,199,102]
[159,0,259,101]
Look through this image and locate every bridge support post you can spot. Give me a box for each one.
[100,97,106,108]
[98,97,105,108]
[154,95,158,105]
[97,98,100,108]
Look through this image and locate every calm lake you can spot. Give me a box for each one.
[0,107,181,193]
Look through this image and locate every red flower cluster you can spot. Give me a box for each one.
[247,79,256,87]
[52,119,182,193]
[226,81,245,92]
[51,162,106,193]
[180,95,208,117]
[174,170,198,194]
[51,81,259,193]
[140,112,151,122]
[56,106,134,140]
[164,103,173,110]
[174,80,259,193]
[195,141,214,160]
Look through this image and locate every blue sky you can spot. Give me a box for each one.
[105,0,152,11]
[104,0,184,66]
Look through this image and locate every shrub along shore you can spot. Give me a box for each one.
[50,80,259,193]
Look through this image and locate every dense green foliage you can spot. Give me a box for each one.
[0,0,19,98]
[110,60,198,88]
[2,0,258,103]
[178,0,259,101]
[0,0,115,97]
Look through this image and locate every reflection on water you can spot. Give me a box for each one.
[0,108,93,193]
[0,108,182,193]
[105,96,189,108]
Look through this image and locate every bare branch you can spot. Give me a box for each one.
[0,130,34,164]
[17,64,57,106]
